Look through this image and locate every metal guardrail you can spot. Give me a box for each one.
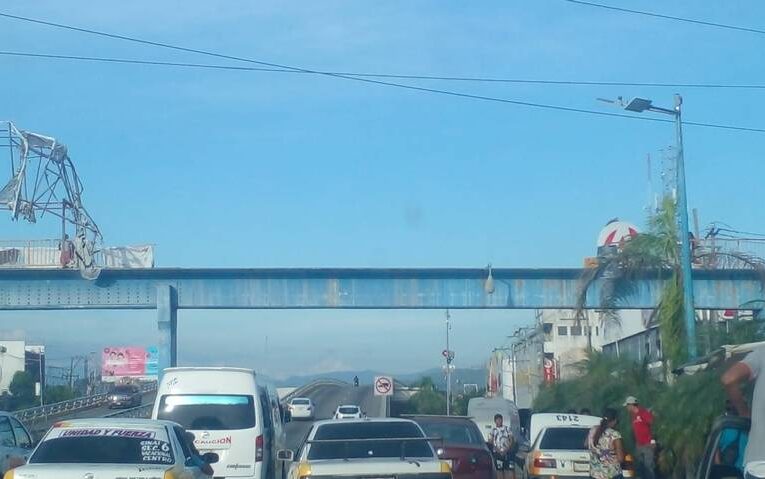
[280,379,347,405]
[0,239,63,268]
[103,403,153,419]
[15,382,157,423]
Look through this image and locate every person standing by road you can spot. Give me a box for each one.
[488,413,515,479]
[587,408,625,479]
[624,396,656,479]
[722,346,765,465]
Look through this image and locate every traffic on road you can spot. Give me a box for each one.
[0,361,761,479]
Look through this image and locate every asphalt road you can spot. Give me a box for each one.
[284,384,386,451]
[26,391,157,438]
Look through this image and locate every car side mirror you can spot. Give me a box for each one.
[201,452,219,464]
[277,449,295,462]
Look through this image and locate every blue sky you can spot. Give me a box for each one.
[1,1,764,378]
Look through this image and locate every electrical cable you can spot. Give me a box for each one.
[2,12,765,133]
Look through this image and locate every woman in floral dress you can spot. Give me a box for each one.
[588,408,625,479]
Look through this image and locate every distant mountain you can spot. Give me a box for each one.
[273,367,486,390]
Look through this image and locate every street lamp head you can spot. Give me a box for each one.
[484,263,495,295]
[623,97,653,113]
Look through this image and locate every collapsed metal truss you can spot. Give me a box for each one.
[0,121,102,277]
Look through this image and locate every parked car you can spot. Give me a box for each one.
[0,412,35,475]
[6,418,216,479]
[153,367,286,479]
[106,384,142,409]
[408,415,494,479]
[279,418,452,479]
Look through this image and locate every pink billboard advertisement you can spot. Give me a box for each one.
[101,346,159,382]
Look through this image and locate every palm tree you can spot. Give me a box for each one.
[576,196,765,368]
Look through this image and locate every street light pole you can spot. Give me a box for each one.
[445,309,452,416]
[604,94,698,359]
[672,95,698,359]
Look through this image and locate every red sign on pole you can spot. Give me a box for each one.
[374,376,394,396]
[543,358,557,384]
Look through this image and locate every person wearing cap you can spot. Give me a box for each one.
[624,396,656,479]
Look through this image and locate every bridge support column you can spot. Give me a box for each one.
[157,285,178,378]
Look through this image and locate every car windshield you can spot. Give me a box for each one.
[157,394,255,430]
[292,399,310,405]
[308,421,433,460]
[417,420,484,446]
[31,428,173,465]
[539,427,590,450]
[338,407,359,414]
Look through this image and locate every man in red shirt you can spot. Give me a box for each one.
[624,396,656,479]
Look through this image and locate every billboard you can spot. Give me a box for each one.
[101,346,158,382]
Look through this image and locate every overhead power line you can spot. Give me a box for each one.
[564,0,765,36]
[2,12,765,133]
[5,50,765,91]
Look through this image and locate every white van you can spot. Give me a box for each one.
[467,397,521,442]
[152,367,285,479]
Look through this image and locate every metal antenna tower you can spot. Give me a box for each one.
[0,121,102,278]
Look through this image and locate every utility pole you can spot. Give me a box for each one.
[445,310,453,416]
[38,350,44,407]
[603,95,698,359]
[673,94,698,359]
[69,357,75,391]
[511,343,518,404]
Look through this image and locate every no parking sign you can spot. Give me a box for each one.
[374,376,394,396]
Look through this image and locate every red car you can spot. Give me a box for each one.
[408,415,495,479]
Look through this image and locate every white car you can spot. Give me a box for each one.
[521,413,635,479]
[6,418,217,479]
[289,398,315,420]
[279,418,451,479]
[0,412,35,475]
[333,405,363,420]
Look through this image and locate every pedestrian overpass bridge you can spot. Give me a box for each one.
[0,267,762,373]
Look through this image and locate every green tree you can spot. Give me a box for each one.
[577,197,765,368]
[8,371,36,410]
[452,388,485,416]
[400,377,447,415]
[44,385,75,404]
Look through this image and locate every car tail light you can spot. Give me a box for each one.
[256,435,264,462]
[622,454,635,478]
[533,457,557,469]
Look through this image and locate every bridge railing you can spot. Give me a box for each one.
[695,238,765,264]
[280,379,347,405]
[15,382,157,423]
[0,239,63,268]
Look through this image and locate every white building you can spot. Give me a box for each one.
[0,341,46,394]
[505,308,650,408]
